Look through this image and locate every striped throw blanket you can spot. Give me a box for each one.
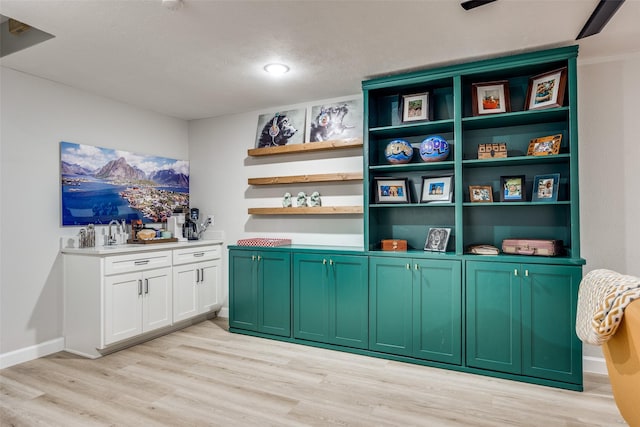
[576,269,640,345]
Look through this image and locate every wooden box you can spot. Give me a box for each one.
[478,143,507,159]
[381,239,407,251]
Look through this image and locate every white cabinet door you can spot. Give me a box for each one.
[104,271,143,345]
[173,264,199,322]
[199,260,222,314]
[142,267,173,332]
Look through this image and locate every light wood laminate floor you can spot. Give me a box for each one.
[0,318,627,426]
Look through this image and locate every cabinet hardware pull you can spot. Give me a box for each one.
[201,268,204,281]
[414,264,419,270]
[525,270,529,277]
[257,255,262,261]
[134,260,150,265]
[196,268,200,283]
[252,255,256,261]
[514,269,518,276]
[406,264,410,270]
[138,279,142,296]
[194,252,205,257]
[329,259,334,266]
[145,278,149,294]
[323,259,327,265]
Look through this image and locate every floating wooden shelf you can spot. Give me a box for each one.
[247,138,363,157]
[248,206,363,215]
[248,172,363,185]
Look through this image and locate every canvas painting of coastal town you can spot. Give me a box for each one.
[60,141,189,226]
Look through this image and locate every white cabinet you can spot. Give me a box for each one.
[104,266,172,345]
[172,245,222,322]
[63,241,223,358]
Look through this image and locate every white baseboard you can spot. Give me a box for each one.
[0,337,65,369]
[583,355,608,375]
[218,307,229,318]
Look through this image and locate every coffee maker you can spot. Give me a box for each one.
[183,208,200,240]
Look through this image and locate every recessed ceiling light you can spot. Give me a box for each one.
[263,63,290,75]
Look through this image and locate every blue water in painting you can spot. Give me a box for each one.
[61,175,188,226]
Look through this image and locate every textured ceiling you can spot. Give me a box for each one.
[1,0,638,120]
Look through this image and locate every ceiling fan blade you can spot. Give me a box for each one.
[461,0,497,11]
[576,0,625,40]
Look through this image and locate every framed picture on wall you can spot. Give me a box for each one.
[254,109,306,148]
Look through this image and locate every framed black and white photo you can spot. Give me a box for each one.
[424,227,451,252]
[373,177,411,204]
[401,92,429,122]
[532,173,560,202]
[255,109,305,148]
[420,176,453,203]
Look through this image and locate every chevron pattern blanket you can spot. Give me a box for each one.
[576,269,640,345]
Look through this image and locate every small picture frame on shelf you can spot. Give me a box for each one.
[471,81,510,116]
[401,92,429,122]
[477,142,507,159]
[469,185,494,203]
[373,177,411,204]
[525,67,567,110]
[420,176,453,203]
[532,173,560,202]
[500,175,526,202]
[424,227,451,252]
[527,134,562,156]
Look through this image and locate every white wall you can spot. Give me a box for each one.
[578,53,640,372]
[0,68,188,365]
[188,96,364,312]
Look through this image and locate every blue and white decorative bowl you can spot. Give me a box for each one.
[420,135,450,162]
[385,139,414,164]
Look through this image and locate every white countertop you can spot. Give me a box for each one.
[61,239,224,256]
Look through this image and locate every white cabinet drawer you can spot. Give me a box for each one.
[173,245,221,265]
[104,250,172,275]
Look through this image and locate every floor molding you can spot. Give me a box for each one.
[583,355,608,375]
[0,337,64,369]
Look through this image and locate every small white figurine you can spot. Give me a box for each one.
[309,191,322,207]
[296,191,307,207]
[282,192,292,207]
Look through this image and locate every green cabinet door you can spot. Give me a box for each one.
[293,253,368,349]
[466,261,522,374]
[229,249,291,337]
[521,264,582,384]
[413,259,462,365]
[229,250,258,331]
[259,251,291,337]
[466,261,582,385]
[369,257,414,356]
[370,256,462,363]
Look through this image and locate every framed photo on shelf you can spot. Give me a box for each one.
[527,134,562,156]
[471,80,511,116]
[420,176,453,203]
[424,227,451,252]
[532,173,560,202]
[254,109,306,148]
[401,92,429,122]
[525,67,567,110]
[500,175,526,202]
[373,177,411,204]
[469,185,493,203]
